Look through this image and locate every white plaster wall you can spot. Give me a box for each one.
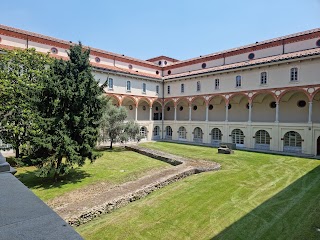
[228,98,248,122]
[90,56,114,67]
[252,95,276,122]
[28,41,69,58]
[164,103,174,120]
[176,102,189,121]
[0,35,26,49]
[279,92,309,123]
[137,104,149,120]
[96,72,162,98]
[285,38,319,53]
[312,97,320,123]
[115,60,156,75]
[191,103,206,121]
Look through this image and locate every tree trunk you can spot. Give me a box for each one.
[110,139,113,149]
[54,157,62,182]
[15,146,20,158]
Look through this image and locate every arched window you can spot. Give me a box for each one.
[231,129,244,145]
[211,128,222,147]
[193,127,203,143]
[178,126,187,140]
[165,126,173,139]
[255,130,270,144]
[255,130,271,150]
[290,67,298,81]
[284,131,302,153]
[211,128,222,140]
[140,126,147,139]
[236,76,241,87]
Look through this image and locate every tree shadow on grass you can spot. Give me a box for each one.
[16,168,91,190]
[94,146,128,153]
[211,165,320,240]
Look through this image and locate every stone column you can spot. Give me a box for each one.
[275,102,279,123]
[225,104,229,122]
[174,107,177,121]
[308,102,313,124]
[162,106,164,121]
[135,106,138,121]
[189,105,192,121]
[149,107,152,121]
[248,102,252,123]
[205,104,209,122]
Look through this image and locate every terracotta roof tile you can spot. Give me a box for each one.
[164,48,320,80]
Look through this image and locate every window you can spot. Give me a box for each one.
[165,126,173,139]
[260,72,267,85]
[108,78,113,90]
[181,83,184,93]
[153,126,160,136]
[211,128,222,141]
[193,127,203,142]
[215,79,220,90]
[255,130,270,144]
[139,127,147,139]
[231,129,244,145]
[126,81,131,91]
[290,67,298,81]
[284,131,302,147]
[236,76,241,87]
[156,85,159,94]
[196,81,201,91]
[142,83,146,93]
[167,85,171,94]
[178,126,187,139]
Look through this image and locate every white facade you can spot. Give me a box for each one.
[1,24,320,155]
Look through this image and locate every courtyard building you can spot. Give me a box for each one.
[1,25,320,155]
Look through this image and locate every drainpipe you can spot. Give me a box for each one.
[26,36,29,49]
[162,77,164,139]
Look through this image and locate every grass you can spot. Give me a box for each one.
[77,142,320,240]
[15,148,170,201]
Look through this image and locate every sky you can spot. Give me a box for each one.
[1,0,320,61]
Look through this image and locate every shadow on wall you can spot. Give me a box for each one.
[16,168,91,190]
[211,165,320,240]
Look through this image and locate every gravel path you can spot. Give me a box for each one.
[48,145,220,226]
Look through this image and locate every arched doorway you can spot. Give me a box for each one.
[165,126,172,140]
[283,131,302,153]
[317,136,320,155]
[139,126,147,140]
[153,126,160,140]
[211,128,222,147]
[255,130,271,150]
[231,129,244,148]
[193,127,203,143]
[178,126,187,141]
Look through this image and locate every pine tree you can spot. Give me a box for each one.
[32,43,104,181]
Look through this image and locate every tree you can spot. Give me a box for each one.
[0,48,52,158]
[99,100,140,149]
[31,43,105,181]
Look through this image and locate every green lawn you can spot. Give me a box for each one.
[77,142,320,240]
[16,148,170,201]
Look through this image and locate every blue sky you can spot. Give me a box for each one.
[1,0,319,60]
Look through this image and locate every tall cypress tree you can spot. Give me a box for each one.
[32,43,104,181]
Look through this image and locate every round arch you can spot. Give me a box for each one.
[178,126,187,140]
[165,126,173,140]
[255,130,271,150]
[278,88,311,102]
[283,131,302,153]
[193,127,203,143]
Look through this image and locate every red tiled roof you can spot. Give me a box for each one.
[163,28,320,69]
[92,62,162,79]
[0,24,160,68]
[146,55,179,62]
[164,48,320,80]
